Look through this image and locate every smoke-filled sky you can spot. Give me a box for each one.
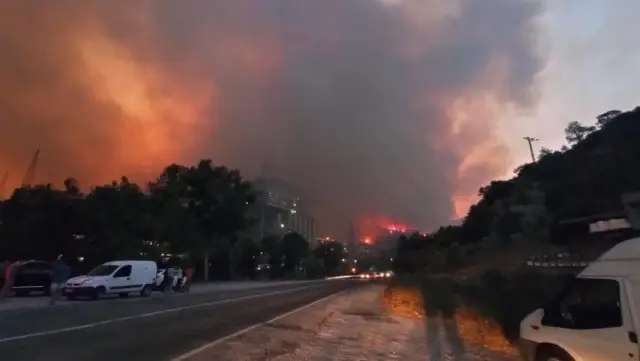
[0,0,637,237]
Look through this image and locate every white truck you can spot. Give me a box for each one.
[519,237,640,361]
[65,260,157,300]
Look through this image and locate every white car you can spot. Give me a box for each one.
[65,260,157,300]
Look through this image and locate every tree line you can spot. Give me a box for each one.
[0,160,346,280]
[394,106,640,273]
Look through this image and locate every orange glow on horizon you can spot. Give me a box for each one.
[384,223,409,233]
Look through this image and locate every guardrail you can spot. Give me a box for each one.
[525,260,589,268]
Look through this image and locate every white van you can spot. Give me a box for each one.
[64,260,157,300]
[519,237,640,361]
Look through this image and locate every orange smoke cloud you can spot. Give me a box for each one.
[0,2,219,192]
[0,0,543,235]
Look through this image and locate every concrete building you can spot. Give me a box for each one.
[246,177,316,245]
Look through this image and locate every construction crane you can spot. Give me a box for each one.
[0,171,8,199]
[21,149,40,187]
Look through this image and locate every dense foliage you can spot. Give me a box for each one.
[0,159,334,280]
[395,106,640,271]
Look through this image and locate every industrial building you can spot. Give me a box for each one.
[245,177,316,245]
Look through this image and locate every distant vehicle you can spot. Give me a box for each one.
[359,271,392,280]
[0,261,53,296]
[64,260,156,300]
[519,237,640,361]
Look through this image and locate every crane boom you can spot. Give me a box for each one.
[21,149,40,187]
[0,171,8,199]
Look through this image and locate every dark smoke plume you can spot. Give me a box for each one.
[0,0,543,236]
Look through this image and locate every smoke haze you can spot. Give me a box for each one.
[0,0,543,236]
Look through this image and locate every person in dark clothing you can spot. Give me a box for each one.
[0,257,18,301]
[50,255,71,305]
[162,265,174,294]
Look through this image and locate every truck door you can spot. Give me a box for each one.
[540,277,638,360]
[110,265,133,292]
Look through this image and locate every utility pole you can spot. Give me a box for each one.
[523,137,539,163]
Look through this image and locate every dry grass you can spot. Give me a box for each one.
[382,283,424,320]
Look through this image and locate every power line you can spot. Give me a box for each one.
[523,137,539,163]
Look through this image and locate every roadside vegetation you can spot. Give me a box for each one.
[390,107,640,344]
[0,160,347,281]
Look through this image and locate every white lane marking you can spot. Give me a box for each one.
[0,281,325,313]
[0,284,327,344]
[325,275,357,280]
[170,288,349,361]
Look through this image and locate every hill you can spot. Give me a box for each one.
[395,106,640,274]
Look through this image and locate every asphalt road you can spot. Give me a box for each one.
[0,280,358,361]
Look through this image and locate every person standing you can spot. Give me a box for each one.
[0,258,19,301]
[50,255,71,305]
[163,265,174,294]
[184,266,194,292]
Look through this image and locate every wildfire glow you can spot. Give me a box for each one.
[385,224,409,233]
[0,1,540,236]
[74,28,215,177]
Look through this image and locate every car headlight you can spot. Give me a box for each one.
[81,279,94,285]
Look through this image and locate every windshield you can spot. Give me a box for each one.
[88,265,118,276]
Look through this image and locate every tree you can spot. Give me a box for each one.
[82,177,153,262]
[0,184,84,261]
[565,121,596,144]
[260,234,280,259]
[313,241,345,275]
[596,110,622,128]
[0,159,261,279]
[232,238,261,279]
[538,147,553,159]
[148,164,198,256]
[280,232,310,273]
[179,160,257,280]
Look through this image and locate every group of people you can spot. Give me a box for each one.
[161,264,194,293]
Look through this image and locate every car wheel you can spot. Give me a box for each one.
[536,346,574,361]
[140,285,152,297]
[93,286,106,300]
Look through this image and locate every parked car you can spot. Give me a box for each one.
[64,260,156,300]
[0,260,53,296]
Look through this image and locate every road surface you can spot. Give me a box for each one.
[0,280,323,312]
[0,280,357,361]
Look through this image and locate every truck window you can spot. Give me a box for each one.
[542,278,622,330]
[113,265,132,278]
